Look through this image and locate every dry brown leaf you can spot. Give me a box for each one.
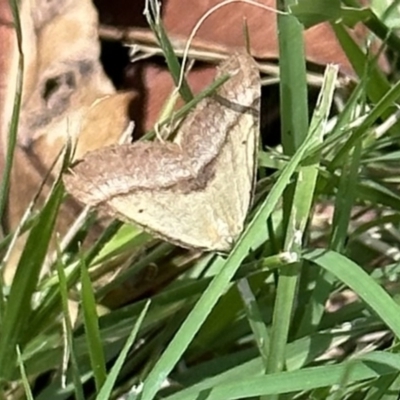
[0,0,132,234]
[0,0,133,286]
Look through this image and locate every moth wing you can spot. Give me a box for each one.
[63,53,261,252]
[104,105,258,252]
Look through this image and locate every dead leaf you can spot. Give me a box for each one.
[0,0,133,287]
[0,0,132,234]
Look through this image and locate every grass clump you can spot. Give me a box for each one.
[3,1,400,399]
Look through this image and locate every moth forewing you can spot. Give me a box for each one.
[63,53,261,252]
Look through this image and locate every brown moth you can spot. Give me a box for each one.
[63,53,261,252]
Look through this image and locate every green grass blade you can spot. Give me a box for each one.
[81,257,107,392]
[0,181,64,379]
[237,278,270,367]
[278,1,309,155]
[96,301,150,400]
[142,74,229,141]
[164,352,400,399]
[289,0,341,28]
[304,249,400,338]
[342,0,400,52]
[330,76,400,169]
[266,2,310,386]
[267,64,339,378]
[56,254,85,400]
[143,0,193,102]
[17,345,34,400]
[330,142,362,252]
[331,22,390,103]
[364,374,399,400]
[0,0,24,222]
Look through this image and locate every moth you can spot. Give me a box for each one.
[63,53,261,252]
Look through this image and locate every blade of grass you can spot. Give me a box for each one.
[331,22,390,104]
[278,1,309,155]
[342,0,400,52]
[163,352,400,399]
[144,0,193,102]
[142,74,230,141]
[30,220,124,328]
[237,278,270,366]
[81,257,107,392]
[304,249,400,338]
[267,62,338,381]
[267,2,309,387]
[17,345,34,400]
[329,75,400,170]
[330,143,363,252]
[0,0,24,222]
[56,253,85,400]
[0,211,39,253]
[0,181,64,379]
[264,4,309,393]
[288,0,341,28]
[364,374,400,400]
[96,301,150,400]
[307,77,366,162]
[96,242,174,299]
[296,86,363,338]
